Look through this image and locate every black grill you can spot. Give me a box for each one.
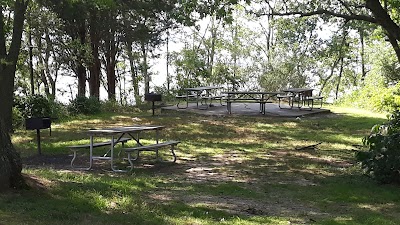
[144,93,162,116]
[25,117,51,130]
[25,117,53,155]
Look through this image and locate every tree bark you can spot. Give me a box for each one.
[335,56,344,99]
[77,23,87,97]
[0,0,29,190]
[105,33,117,101]
[127,41,141,105]
[359,29,367,83]
[0,119,25,190]
[142,42,150,94]
[0,0,29,132]
[208,16,217,81]
[366,0,400,65]
[89,11,101,99]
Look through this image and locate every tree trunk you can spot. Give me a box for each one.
[0,0,29,190]
[105,35,117,101]
[166,32,170,91]
[127,41,141,105]
[89,12,101,99]
[0,0,28,132]
[44,33,57,100]
[141,42,150,94]
[232,25,238,91]
[0,119,25,190]
[77,23,87,97]
[36,35,51,97]
[359,29,367,83]
[335,57,344,99]
[208,16,217,82]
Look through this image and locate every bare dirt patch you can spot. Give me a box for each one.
[22,150,338,223]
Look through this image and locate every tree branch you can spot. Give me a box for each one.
[258,9,377,24]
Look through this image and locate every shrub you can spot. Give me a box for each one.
[28,95,52,117]
[14,95,52,118]
[68,96,101,115]
[12,106,24,129]
[357,110,400,184]
[12,95,62,129]
[336,73,390,112]
[49,101,69,121]
[101,100,125,113]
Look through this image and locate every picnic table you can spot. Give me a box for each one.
[280,88,323,110]
[69,125,179,172]
[224,91,282,114]
[176,86,224,109]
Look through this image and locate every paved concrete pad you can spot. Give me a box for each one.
[162,102,330,117]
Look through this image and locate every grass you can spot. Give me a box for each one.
[1,106,398,225]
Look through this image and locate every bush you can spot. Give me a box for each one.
[68,96,101,115]
[12,106,24,129]
[357,110,400,184]
[336,73,396,112]
[49,101,69,121]
[12,95,63,129]
[13,95,52,118]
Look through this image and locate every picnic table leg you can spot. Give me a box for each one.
[110,135,115,171]
[260,102,266,115]
[186,90,189,108]
[126,153,134,171]
[89,135,94,169]
[195,91,199,108]
[170,144,177,163]
[155,129,160,160]
[110,135,129,172]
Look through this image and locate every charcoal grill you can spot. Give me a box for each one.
[144,93,162,116]
[25,117,53,155]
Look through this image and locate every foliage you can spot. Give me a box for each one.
[12,95,68,128]
[14,95,52,118]
[336,73,392,112]
[337,41,400,112]
[153,85,176,102]
[100,100,135,113]
[12,106,25,129]
[48,100,69,121]
[67,96,102,115]
[357,110,400,184]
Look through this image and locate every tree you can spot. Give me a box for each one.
[27,2,64,100]
[0,0,29,190]
[38,0,90,97]
[254,0,400,81]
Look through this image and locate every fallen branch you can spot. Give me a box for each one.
[295,142,322,151]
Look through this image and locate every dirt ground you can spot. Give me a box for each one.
[22,152,336,224]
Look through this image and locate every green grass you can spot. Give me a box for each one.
[2,106,398,225]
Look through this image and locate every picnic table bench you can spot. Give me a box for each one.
[123,140,180,163]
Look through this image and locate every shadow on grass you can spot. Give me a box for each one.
[10,109,399,224]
